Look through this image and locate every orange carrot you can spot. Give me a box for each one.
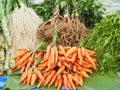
[58,45,65,54]
[46,63,56,71]
[48,74,57,87]
[23,78,27,85]
[57,79,62,90]
[65,47,78,57]
[58,51,65,55]
[78,48,83,65]
[20,65,26,73]
[78,75,83,86]
[27,69,32,85]
[13,51,27,59]
[55,79,59,87]
[45,45,51,60]
[37,81,43,88]
[73,65,77,72]
[79,70,90,78]
[44,70,56,85]
[74,73,79,86]
[19,58,28,69]
[57,61,62,67]
[51,47,55,64]
[68,74,76,90]
[18,52,31,66]
[84,50,95,67]
[57,74,61,80]
[67,77,71,88]
[35,52,43,58]
[36,69,44,81]
[71,53,77,62]
[71,75,81,86]
[62,70,67,74]
[25,57,34,70]
[37,61,48,70]
[19,71,28,83]
[54,46,58,62]
[48,51,52,68]
[81,47,85,56]
[62,61,70,68]
[56,65,65,75]
[31,73,37,86]
[63,74,68,90]
[83,68,93,74]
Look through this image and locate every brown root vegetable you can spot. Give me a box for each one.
[37,12,89,46]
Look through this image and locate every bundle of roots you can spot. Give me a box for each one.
[37,13,89,46]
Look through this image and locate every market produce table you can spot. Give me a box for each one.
[1,71,120,90]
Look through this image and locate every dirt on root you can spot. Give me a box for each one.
[37,14,90,46]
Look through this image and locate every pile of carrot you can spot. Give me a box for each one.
[12,45,97,90]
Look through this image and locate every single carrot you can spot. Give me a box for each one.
[57,79,62,90]
[44,70,56,85]
[37,61,48,70]
[67,77,71,88]
[36,69,44,81]
[78,48,83,65]
[71,75,81,86]
[63,74,68,90]
[58,51,65,55]
[62,70,67,74]
[65,47,78,57]
[83,68,93,74]
[48,51,52,68]
[44,70,53,78]
[81,47,85,56]
[13,51,27,60]
[15,56,21,62]
[51,47,55,64]
[48,74,57,87]
[73,65,77,72]
[18,52,31,66]
[64,46,71,52]
[58,45,66,55]
[56,65,65,75]
[45,45,51,60]
[20,65,26,73]
[54,46,58,62]
[37,81,43,88]
[40,59,47,64]
[68,74,76,90]
[78,75,83,86]
[27,69,32,85]
[57,74,61,80]
[79,70,90,78]
[57,61,62,67]
[19,58,28,69]
[25,57,34,71]
[84,51,95,67]
[71,53,77,62]
[19,71,28,83]
[74,73,79,86]
[23,78,27,85]
[46,63,56,71]
[35,52,43,58]
[55,79,59,87]
[62,61,70,68]
[31,73,37,86]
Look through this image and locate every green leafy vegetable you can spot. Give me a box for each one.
[85,10,120,74]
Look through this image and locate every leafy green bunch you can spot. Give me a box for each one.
[31,0,104,28]
[86,10,120,74]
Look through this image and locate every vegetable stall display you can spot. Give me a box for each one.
[11,44,97,90]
